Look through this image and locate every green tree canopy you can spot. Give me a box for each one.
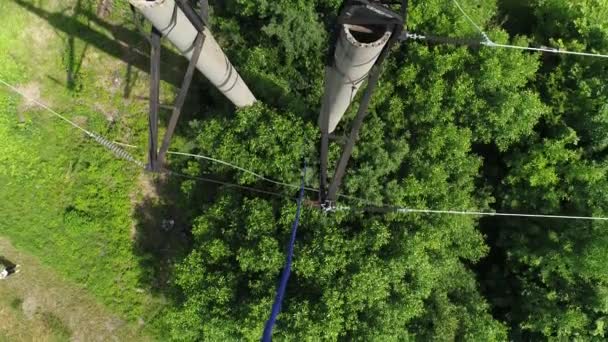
[156,0,608,340]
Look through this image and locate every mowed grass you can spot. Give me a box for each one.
[0,237,151,341]
[0,295,66,342]
[0,0,180,338]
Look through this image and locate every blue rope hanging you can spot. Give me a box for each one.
[261,162,306,342]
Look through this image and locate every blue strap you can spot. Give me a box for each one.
[261,162,306,342]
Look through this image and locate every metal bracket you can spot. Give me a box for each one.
[321,200,337,213]
[175,0,207,30]
[338,0,403,27]
[399,31,485,47]
[327,0,402,67]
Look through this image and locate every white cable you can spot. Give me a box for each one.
[167,170,291,199]
[483,41,608,58]
[5,78,606,221]
[0,77,303,194]
[167,151,319,193]
[334,205,608,221]
[451,0,491,43]
[122,150,366,202]
[451,0,608,59]
[0,89,313,193]
[142,154,608,221]
[0,79,94,136]
[400,208,608,221]
[0,78,145,167]
[112,141,139,148]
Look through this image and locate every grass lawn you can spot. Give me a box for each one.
[0,0,185,339]
[0,237,149,341]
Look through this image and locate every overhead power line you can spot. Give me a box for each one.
[166,170,291,199]
[0,78,144,167]
[3,78,608,221]
[167,151,319,193]
[450,0,608,59]
[0,77,299,197]
[482,42,608,58]
[0,79,94,136]
[401,32,482,47]
[0,78,319,196]
[335,205,608,221]
[451,0,491,43]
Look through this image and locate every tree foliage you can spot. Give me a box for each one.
[153,0,608,340]
[478,0,608,340]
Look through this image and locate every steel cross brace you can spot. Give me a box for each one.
[147,27,161,171]
[146,0,208,172]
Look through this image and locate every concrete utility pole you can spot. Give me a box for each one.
[129,0,256,107]
[319,24,392,134]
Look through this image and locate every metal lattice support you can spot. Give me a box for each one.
[133,0,250,172]
[319,0,409,207]
[157,32,205,166]
[148,27,162,171]
[129,0,256,107]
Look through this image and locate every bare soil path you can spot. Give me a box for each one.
[0,237,150,342]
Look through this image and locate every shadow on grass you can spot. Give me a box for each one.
[14,0,320,304]
[14,0,239,131]
[13,0,188,89]
[11,0,229,299]
[131,173,192,297]
[14,0,317,123]
[130,168,257,299]
[63,0,89,91]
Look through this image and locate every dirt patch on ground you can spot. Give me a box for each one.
[72,115,89,128]
[20,296,39,320]
[94,102,118,123]
[97,0,114,18]
[139,173,162,202]
[0,304,53,342]
[20,15,55,51]
[0,237,150,341]
[15,82,44,116]
[129,173,162,241]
